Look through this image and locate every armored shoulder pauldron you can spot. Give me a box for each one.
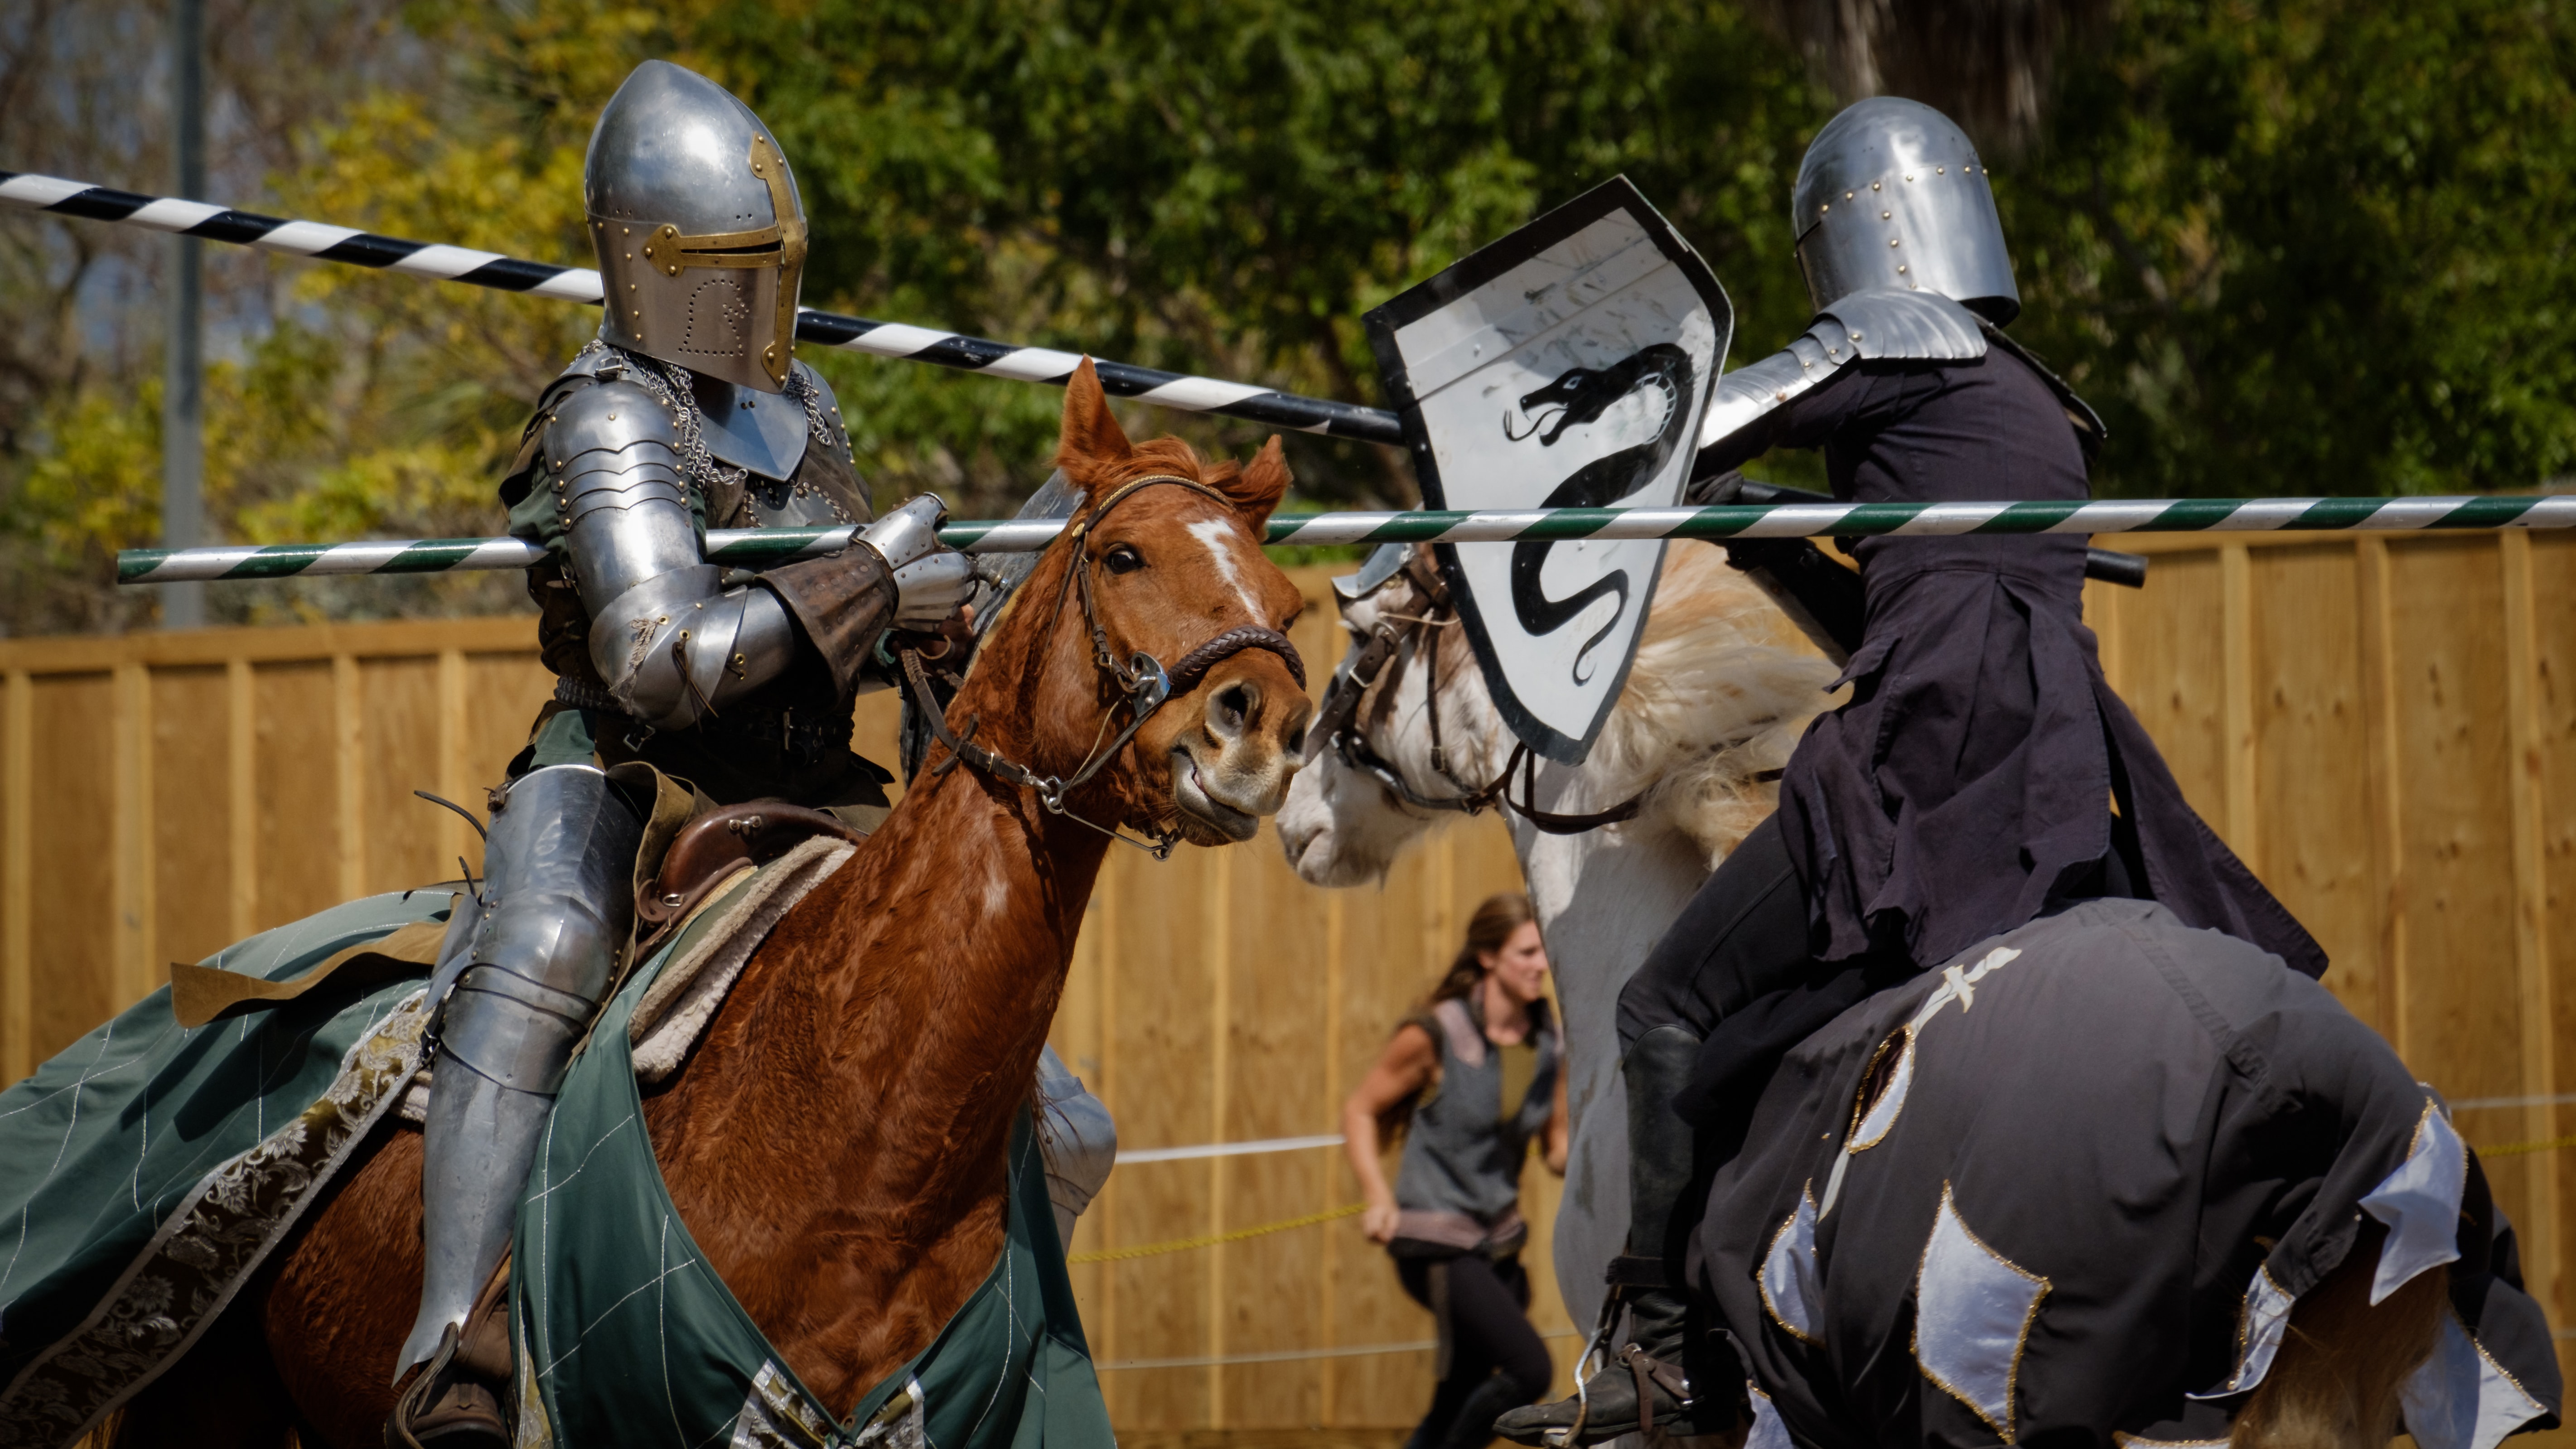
[1695,289,1987,466]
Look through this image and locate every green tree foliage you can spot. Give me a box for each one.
[2006,0,2576,495]
[1,0,2571,634]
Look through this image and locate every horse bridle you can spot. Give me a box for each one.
[900,474,1305,860]
[1309,547,1645,837]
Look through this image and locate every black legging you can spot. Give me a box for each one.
[1617,808,2147,1140]
[1395,1252,1552,1449]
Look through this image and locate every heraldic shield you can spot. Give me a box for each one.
[1366,177,1733,763]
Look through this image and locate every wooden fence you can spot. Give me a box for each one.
[5,536,2576,1430]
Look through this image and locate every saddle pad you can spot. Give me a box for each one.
[0,890,453,1449]
[512,884,1114,1449]
[0,845,850,1449]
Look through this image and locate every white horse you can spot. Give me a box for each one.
[1278,541,1834,1329]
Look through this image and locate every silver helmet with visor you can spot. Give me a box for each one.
[585,60,807,392]
[1791,97,2020,324]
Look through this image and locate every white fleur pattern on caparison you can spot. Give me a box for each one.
[1914,1183,2049,1442]
[2400,1309,2548,1449]
[2358,1099,2466,1304]
[1758,1184,1824,1343]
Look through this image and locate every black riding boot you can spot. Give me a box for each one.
[1495,1025,1715,1446]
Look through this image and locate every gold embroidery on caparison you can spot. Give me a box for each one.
[1846,1026,1914,1153]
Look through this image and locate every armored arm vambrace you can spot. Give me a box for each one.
[551,380,801,730]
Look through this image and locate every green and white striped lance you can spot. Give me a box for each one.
[113,494,2576,585]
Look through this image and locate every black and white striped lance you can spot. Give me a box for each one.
[0,169,1404,445]
[112,494,2576,584]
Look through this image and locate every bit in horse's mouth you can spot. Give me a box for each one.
[1171,745,1260,841]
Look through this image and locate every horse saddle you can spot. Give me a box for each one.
[636,801,864,942]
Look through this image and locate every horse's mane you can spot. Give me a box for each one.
[1572,543,1840,866]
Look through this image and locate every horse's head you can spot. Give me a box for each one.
[952,361,1311,848]
[1274,545,1511,884]
[1279,542,1836,884]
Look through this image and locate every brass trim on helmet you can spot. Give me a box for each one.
[637,222,785,275]
[748,133,805,386]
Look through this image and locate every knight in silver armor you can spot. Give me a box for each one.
[1684,95,2101,662]
[392,61,981,1447]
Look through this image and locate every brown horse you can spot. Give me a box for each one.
[107,361,1313,1448]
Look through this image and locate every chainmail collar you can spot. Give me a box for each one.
[570,341,844,514]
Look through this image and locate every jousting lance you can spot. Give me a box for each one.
[0,170,1403,446]
[112,495,2576,584]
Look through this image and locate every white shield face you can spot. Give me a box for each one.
[1367,179,1732,762]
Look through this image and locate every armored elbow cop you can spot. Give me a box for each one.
[855,494,974,629]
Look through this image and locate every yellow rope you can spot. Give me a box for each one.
[1068,1203,1366,1264]
[1072,1130,2576,1263]
[2478,1132,2576,1159]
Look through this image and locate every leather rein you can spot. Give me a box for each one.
[1307,549,1645,837]
[899,475,1305,860]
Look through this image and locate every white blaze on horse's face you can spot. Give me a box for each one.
[1277,582,1512,886]
[1187,516,1265,620]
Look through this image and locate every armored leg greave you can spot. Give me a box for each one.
[1495,1025,1709,1446]
[397,764,643,1381]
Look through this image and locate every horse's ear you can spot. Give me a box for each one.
[1054,358,1131,481]
[1223,435,1291,529]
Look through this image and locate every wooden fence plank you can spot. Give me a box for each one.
[227,659,256,943]
[359,658,449,894]
[437,649,470,876]
[2113,549,2230,837]
[2249,546,2383,1028]
[2221,542,2259,860]
[152,666,234,973]
[30,672,114,1064]
[251,661,344,936]
[1106,843,1218,1429]
[3,671,29,1083]
[2359,537,2411,1054]
[2525,534,2576,1331]
[111,662,152,1009]
[2502,532,2562,1314]
[2386,542,2535,1236]
[334,655,366,903]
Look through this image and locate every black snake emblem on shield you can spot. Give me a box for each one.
[1501,342,1694,683]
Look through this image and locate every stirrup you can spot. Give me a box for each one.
[388,1261,514,1449]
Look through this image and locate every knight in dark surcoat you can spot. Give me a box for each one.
[389,61,982,1445]
[1499,97,2326,1445]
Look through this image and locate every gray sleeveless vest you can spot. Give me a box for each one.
[1393,993,1560,1251]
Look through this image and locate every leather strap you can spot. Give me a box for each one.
[1497,746,1645,836]
[1166,624,1305,696]
[1604,1253,1668,1290]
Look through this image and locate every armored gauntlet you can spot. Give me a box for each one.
[856,493,975,629]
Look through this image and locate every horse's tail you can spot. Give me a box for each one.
[2231,1219,2446,1449]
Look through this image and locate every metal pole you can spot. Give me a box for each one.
[0,169,1407,446]
[158,0,206,629]
[110,493,2576,584]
